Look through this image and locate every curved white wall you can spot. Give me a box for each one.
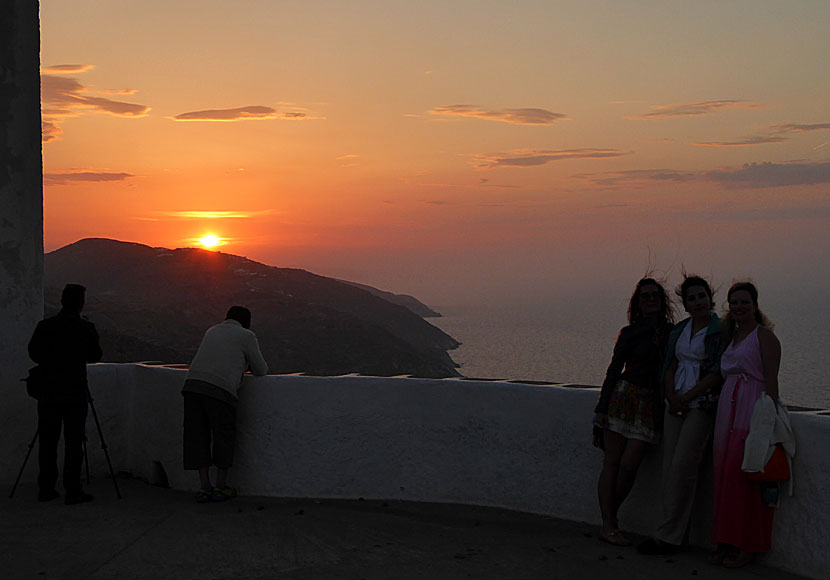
[79,364,829,579]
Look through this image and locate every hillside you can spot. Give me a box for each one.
[44,238,460,378]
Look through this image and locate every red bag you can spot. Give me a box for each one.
[747,444,790,482]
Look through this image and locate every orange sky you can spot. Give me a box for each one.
[40,0,830,307]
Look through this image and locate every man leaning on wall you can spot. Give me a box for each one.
[181,306,268,503]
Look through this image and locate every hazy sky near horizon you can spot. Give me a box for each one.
[41,0,830,308]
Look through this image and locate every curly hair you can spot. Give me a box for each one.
[627,277,674,325]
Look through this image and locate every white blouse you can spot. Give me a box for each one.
[673,322,707,407]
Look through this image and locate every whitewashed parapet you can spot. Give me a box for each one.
[85,364,828,580]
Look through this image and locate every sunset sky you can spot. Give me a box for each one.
[40,1,830,309]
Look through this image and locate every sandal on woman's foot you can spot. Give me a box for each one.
[709,544,731,565]
[600,529,631,547]
[723,550,753,568]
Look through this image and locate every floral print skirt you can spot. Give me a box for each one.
[606,379,660,443]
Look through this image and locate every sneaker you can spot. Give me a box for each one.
[211,486,237,502]
[64,491,94,505]
[195,488,213,503]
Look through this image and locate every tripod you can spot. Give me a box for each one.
[9,386,122,500]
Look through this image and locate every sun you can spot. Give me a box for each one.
[199,234,221,248]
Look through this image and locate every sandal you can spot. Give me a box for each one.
[723,550,753,568]
[709,543,733,565]
[600,529,632,547]
[195,488,212,504]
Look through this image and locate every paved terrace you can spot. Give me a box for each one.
[3,477,808,580]
[4,364,828,579]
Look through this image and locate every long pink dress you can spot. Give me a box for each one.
[712,326,774,552]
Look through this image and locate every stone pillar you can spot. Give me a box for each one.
[0,2,44,466]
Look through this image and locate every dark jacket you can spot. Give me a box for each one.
[595,319,669,415]
[28,309,103,403]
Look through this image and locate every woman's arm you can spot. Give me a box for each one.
[758,326,781,402]
[595,326,629,416]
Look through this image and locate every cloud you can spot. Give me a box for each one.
[473,148,626,168]
[45,171,134,185]
[99,88,138,95]
[41,69,150,142]
[705,161,830,188]
[41,75,150,117]
[153,210,276,219]
[576,168,698,187]
[692,135,788,147]
[628,100,762,120]
[579,161,830,189]
[429,105,568,126]
[173,105,322,121]
[41,64,95,74]
[41,119,62,143]
[770,123,830,133]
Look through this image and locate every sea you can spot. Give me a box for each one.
[431,302,830,411]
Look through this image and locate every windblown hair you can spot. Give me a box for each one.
[723,281,774,338]
[676,273,715,310]
[627,277,674,325]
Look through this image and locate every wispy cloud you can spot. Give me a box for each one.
[45,171,134,185]
[153,210,277,219]
[99,88,138,95]
[42,75,150,117]
[41,67,150,143]
[628,100,762,120]
[579,161,830,189]
[41,64,95,74]
[429,105,568,126]
[692,135,788,148]
[41,119,62,143]
[705,161,830,188]
[576,168,697,187]
[770,122,830,133]
[173,105,322,121]
[473,148,626,168]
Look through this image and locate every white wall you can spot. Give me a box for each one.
[78,364,829,580]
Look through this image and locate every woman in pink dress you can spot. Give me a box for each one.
[711,281,781,568]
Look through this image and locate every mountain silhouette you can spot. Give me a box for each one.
[44,238,461,378]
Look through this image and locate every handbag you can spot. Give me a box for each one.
[747,443,790,482]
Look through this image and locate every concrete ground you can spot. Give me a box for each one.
[2,477,808,580]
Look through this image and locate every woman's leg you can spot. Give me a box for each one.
[614,437,648,514]
[598,429,627,532]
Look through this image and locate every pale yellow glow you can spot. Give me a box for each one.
[199,234,221,248]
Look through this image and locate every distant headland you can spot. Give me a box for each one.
[44,238,461,378]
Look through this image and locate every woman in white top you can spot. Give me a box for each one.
[638,275,724,555]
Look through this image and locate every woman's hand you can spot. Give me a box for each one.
[667,393,688,415]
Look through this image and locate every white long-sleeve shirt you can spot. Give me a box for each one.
[186,319,268,399]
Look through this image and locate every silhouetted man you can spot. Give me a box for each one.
[28,284,103,504]
[182,306,268,502]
